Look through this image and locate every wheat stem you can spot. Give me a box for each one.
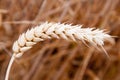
[5,54,15,80]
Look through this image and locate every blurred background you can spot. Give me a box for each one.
[0,0,120,80]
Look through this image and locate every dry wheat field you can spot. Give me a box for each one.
[0,0,120,80]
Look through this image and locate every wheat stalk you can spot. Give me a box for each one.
[5,22,112,80]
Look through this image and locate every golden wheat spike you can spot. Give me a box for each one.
[5,22,112,80]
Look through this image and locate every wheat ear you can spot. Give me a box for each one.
[5,22,112,80]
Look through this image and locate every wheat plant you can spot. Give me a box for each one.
[5,22,112,80]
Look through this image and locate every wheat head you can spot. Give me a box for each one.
[5,22,112,80]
